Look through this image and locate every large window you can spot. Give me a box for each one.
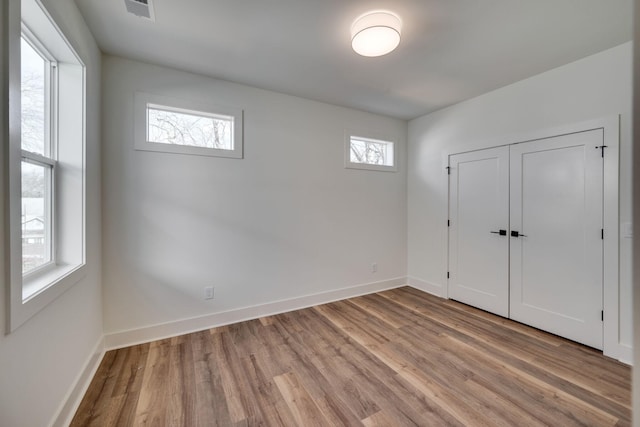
[345,132,397,172]
[9,0,86,331]
[135,93,243,159]
[20,33,55,276]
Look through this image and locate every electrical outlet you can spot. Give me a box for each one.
[204,286,214,300]
[371,263,378,273]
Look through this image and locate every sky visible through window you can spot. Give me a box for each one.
[147,106,234,150]
[350,136,394,166]
[21,38,46,155]
[21,37,50,274]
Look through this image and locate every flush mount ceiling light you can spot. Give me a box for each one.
[351,11,402,57]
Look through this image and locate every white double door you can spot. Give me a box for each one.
[448,130,604,349]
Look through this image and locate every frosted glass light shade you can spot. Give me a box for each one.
[351,11,402,57]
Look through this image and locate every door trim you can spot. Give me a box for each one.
[445,116,620,360]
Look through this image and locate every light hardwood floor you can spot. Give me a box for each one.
[71,287,631,426]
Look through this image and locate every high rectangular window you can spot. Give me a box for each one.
[345,132,397,172]
[350,136,394,167]
[135,93,243,159]
[147,104,234,150]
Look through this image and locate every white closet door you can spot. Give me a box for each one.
[449,147,509,317]
[509,130,603,349]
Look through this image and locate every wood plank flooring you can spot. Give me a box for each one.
[71,287,631,426]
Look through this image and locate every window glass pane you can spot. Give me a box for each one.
[21,38,47,156]
[350,137,394,166]
[147,106,234,150]
[22,161,51,274]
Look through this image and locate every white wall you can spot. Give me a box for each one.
[101,56,407,342]
[0,0,103,426]
[408,43,633,357]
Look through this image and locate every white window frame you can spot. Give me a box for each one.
[345,130,397,172]
[8,0,86,332]
[135,92,244,159]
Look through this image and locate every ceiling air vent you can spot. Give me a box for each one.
[124,0,155,21]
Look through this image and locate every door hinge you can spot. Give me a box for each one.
[445,166,451,175]
[601,310,604,321]
[596,145,608,158]
[447,220,450,227]
[601,228,604,240]
[447,271,450,279]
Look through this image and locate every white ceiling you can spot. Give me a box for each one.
[75,0,633,120]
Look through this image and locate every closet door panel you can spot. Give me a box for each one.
[448,147,509,317]
[509,130,603,349]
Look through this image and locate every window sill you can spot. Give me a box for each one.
[9,263,86,332]
[135,140,243,159]
[23,262,84,301]
[345,162,398,172]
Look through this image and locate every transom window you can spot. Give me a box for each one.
[350,136,394,166]
[345,132,397,172]
[147,104,234,150]
[135,93,243,159]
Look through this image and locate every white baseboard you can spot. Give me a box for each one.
[617,343,633,365]
[407,276,445,298]
[51,335,105,427]
[105,277,407,350]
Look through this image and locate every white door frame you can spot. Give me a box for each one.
[445,116,620,360]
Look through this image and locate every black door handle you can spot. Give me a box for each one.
[490,229,507,236]
[511,230,527,238]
